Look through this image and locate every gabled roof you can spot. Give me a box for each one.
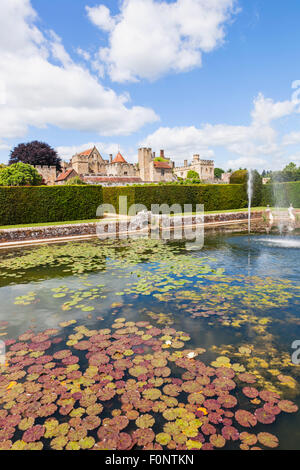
[154,161,172,169]
[55,169,76,182]
[112,152,127,164]
[77,148,94,157]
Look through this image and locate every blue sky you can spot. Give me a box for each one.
[1,0,300,170]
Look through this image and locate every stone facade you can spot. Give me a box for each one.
[59,146,175,184]
[174,155,214,182]
[33,165,57,185]
[221,172,232,184]
[61,146,139,180]
[138,148,175,183]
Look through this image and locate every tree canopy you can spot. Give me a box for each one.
[270,162,300,182]
[214,168,225,179]
[0,162,42,186]
[187,170,200,180]
[9,141,62,171]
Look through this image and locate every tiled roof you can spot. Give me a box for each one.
[154,161,172,169]
[77,148,93,157]
[112,152,127,164]
[55,169,75,182]
[83,176,142,183]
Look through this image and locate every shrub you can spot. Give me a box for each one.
[230,170,248,184]
[0,186,103,226]
[64,176,87,185]
[187,170,200,180]
[0,163,42,186]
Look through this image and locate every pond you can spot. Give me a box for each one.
[0,230,299,450]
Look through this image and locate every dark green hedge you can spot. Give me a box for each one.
[0,186,103,226]
[103,184,248,213]
[102,187,135,215]
[262,181,300,207]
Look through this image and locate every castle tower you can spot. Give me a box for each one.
[138,148,152,182]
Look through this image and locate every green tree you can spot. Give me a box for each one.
[271,162,300,182]
[187,170,200,179]
[0,162,42,186]
[250,170,263,207]
[214,168,225,179]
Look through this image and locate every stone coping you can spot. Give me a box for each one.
[0,211,266,248]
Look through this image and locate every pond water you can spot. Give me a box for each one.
[0,230,299,450]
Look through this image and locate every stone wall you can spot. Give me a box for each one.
[33,165,57,185]
[0,211,264,244]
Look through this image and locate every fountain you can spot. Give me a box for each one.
[288,204,296,232]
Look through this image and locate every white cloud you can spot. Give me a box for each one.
[282,131,300,146]
[142,87,300,170]
[227,156,267,170]
[251,92,298,125]
[86,0,237,82]
[56,142,121,161]
[0,0,158,146]
[76,48,91,62]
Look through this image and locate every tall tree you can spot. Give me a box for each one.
[214,168,225,179]
[9,141,61,171]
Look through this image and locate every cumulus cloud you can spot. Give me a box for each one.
[0,0,158,147]
[86,0,237,82]
[142,87,300,170]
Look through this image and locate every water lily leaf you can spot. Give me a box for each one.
[156,433,171,446]
[257,432,279,448]
[210,434,226,448]
[235,410,257,428]
[254,407,275,424]
[278,400,298,413]
[243,387,259,399]
[240,432,257,446]
[23,425,45,443]
[136,414,155,429]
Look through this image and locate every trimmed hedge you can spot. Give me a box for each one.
[102,186,136,215]
[103,184,248,213]
[0,183,250,226]
[0,186,103,226]
[262,181,300,207]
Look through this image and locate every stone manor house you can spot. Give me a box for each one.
[34,146,215,186]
